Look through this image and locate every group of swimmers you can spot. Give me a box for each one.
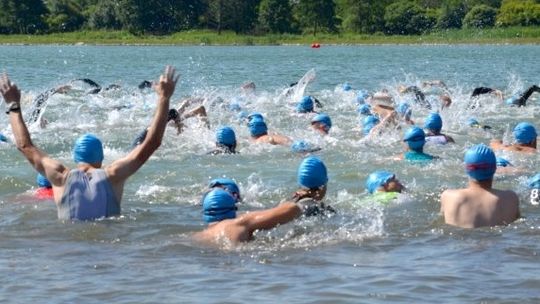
[1,67,539,246]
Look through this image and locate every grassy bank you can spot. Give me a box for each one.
[1,27,540,45]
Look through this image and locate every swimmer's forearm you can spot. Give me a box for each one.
[143,96,169,150]
[9,110,35,151]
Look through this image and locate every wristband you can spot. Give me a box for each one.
[5,102,20,114]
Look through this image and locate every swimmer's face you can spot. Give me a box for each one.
[384,177,403,193]
[311,122,328,134]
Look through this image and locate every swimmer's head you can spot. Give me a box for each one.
[138,80,152,90]
[208,178,241,202]
[464,144,496,181]
[403,126,426,151]
[311,113,332,133]
[291,140,321,154]
[396,102,412,120]
[202,188,237,223]
[36,173,52,188]
[247,112,264,122]
[167,109,179,122]
[0,133,7,143]
[297,96,314,113]
[228,102,242,112]
[513,122,537,145]
[241,81,256,92]
[297,156,328,189]
[423,112,442,133]
[357,104,371,115]
[216,126,236,148]
[342,83,352,92]
[73,133,104,165]
[467,117,480,127]
[496,157,512,167]
[365,171,402,194]
[248,119,268,137]
[505,95,518,105]
[363,115,379,136]
[528,173,540,189]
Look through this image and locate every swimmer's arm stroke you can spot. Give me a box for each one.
[239,202,302,233]
[106,66,179,184]
[0,73,68,187]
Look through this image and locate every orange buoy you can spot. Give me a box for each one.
[311,43,321,48]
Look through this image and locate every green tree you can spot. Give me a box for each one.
[258,0,292,33]
[437,0,467,28]
[294,0,337,35]
[462,4,497,28]
[46,0,85,32]
[337,0,390,33]
[384,0,434,35]
[497,0,540,26]
[0,0,48,34]
[205,0,258,34]
[87,0,122,30]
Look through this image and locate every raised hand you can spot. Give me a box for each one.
[0,73,21,104]
[154,65,179,100]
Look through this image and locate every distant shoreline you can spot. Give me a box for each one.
[1,28,539,46]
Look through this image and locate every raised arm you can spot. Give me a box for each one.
[0,73,67,187]
[106,66,179,184]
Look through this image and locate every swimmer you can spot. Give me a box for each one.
[193,156,332,245]
[290,140,322,154]
[296,96,321,113]
[365,171,404,204]
[207,126,237,155]
[362,115,380,136]
[440,144,520,228]
[363,108,397,137]
[357,104,372,116]
[130,108,183,149]
[356,89,370,104]
[0,133,7,143]
[490,122,537,153]
[1,66,179,220]
[468,86,503,109]
[504,85,540,107]
[398,85,430,109]
[400,126,437,162]
[310,113,332,135]
[248,118,292,146]
[35,173,54,200]
[467,117,492,130]
[396,101,414,125]
[423,112,455,144]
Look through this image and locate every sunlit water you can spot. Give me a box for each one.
[0,45,539,303]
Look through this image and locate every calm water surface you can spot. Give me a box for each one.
[0,45,539,303]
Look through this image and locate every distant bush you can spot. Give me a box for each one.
[497,0,540,26]
[463,5,498,28]
[384,0,434,35]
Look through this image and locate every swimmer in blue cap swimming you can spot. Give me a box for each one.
[440,144,520,228]
[208,126,238,155]
[290,140,322,154]
[423,112,455,144]
[365,171,404,204]
[248,118,292,146]
[491,122,537,153]
[0,133,7,143]
[35,173,54,200]
[400,126,437,162]
[311,113,332,135]
[296,96,322,113]
[396,101,414,125]
[1,66,179,220]
[504,85,540,107]
[205,177,242,202]
[194,158,333,245]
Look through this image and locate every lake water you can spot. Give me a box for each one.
[0,45,539,303]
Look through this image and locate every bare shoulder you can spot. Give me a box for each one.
[441,188,466,207]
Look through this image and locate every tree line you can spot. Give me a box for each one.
[0,0,539,36]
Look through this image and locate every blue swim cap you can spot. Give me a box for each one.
[505,95,518,105]
[36,173,52,188]
[467,117,479,127]
[365,171,395,194]
[311,113,332,132]
[363,115,379,136]
[297,96,314,113]
[228,102,242,112]
[248,119,268,137]
[291,140,320,153]
[403,126,426,151]
[396,102,412,119]
[423,112,442,133]
[464,144,496,181]
[202,188,237,223]
[216,126,236,146]
[209,178,241,202]
[0,133,6,142]
[496,157,512,167]
[357,104,371,115]
[342,83,352,91]
[247,112,264,122]
[73,134,104,164]
[528,173,540,189]
[513,122,537,144]
[297,156,328,189]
